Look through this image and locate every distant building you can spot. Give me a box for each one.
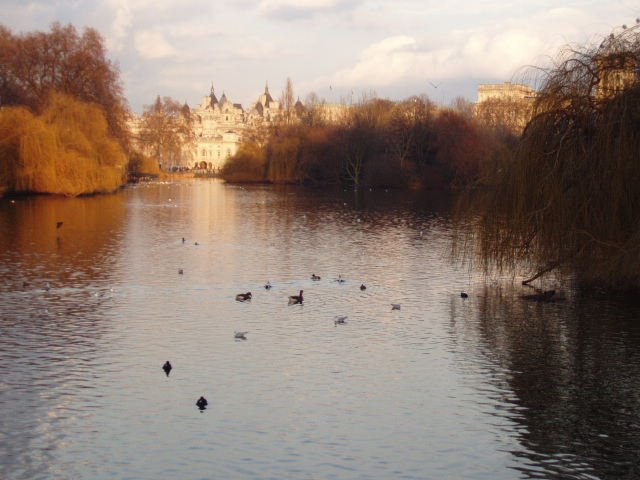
[129,82,349,171]
[475,82,536,134]
[476,82,536,103]
[188,85,247,170]
[595,52,638,100]
[594,28,639,100]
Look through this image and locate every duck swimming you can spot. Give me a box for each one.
[264,281,272,289]
[234,331,248,340]
[311,274,321,281]
[391,303,401,310]
[236,292,252,302]
[162,361,172,376]
[360,284,366,290]
[334,316,348,326]
[196,396,208,410]
[460,292,469,299]
[289,290,304,305]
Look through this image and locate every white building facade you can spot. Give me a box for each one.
[188,83,283,171]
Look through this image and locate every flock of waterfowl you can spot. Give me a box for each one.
[163,264,472,410]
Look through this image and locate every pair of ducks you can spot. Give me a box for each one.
[159,362,207,411]
[237,289,303,304]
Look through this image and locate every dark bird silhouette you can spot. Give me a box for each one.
[460,292,469,299]
[236,292,252,302]
[311,274,321,280]
[178,268,184,275]
[334,315,347,326]
[234,331,248,340]
[196,396,208,410]
[264,281,272,289]
[289,290,304,305]
[360,284,366,290]
[56,221,64,229]
[182,237,185,243]
[391,303,401,310]
[162,361,172,376]
[429,81,441,88]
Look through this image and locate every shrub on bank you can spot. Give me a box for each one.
[220,143,267,183]
[0,92,127,196]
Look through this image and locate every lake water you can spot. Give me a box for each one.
[1,180,639,480]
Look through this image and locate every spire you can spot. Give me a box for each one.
[209,82,218,106]
[262,81,274,107]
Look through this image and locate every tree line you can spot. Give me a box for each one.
[0,23,130,196]
[221,92,516,190]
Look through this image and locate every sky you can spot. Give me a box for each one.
[2,0,638,113]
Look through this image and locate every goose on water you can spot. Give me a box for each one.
[289,290,304,305]
[236,292,252,302]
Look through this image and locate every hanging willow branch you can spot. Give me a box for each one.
[458,24,640,291]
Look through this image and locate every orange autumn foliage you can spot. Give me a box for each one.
[0,92,127,196]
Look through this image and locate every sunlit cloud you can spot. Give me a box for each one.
[134,31,178,59]
[329,36,417,86]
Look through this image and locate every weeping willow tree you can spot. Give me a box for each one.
[459,24,640,291]
[0,91,127,196]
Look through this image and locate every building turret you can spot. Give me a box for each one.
[209,83,218,107]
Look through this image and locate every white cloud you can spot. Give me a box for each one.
[134,31,178,59]
[106,0,133,51]
[329,36,417,86]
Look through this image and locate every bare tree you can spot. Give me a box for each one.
[0,22,129,148]
[138,96,194,170]
[279,77,295,125]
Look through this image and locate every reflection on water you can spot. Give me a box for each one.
[1,180,639,479]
